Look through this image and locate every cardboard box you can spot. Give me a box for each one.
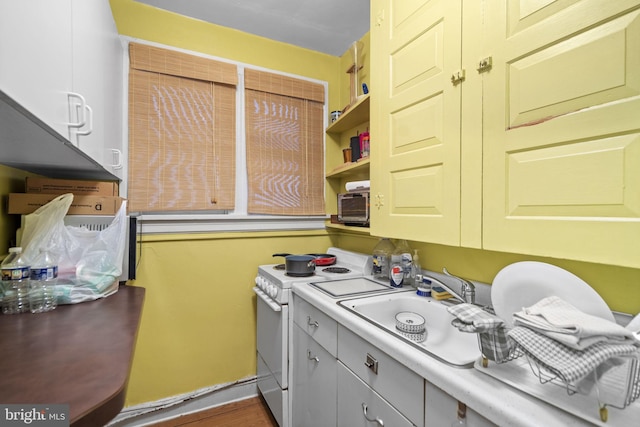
[25,177,119,196]
[8,193,124,215]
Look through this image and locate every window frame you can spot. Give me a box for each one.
[120,38,329,234]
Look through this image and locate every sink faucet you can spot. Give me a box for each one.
[425,268,476,305]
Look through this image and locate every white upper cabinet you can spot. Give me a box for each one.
[70,0,124,177]
[0,0,124,179]
[0,0,73,139]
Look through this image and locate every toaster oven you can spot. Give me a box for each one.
[337,191,369,226]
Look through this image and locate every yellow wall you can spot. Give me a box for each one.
[338,238,640,315]
[127,231,334,404]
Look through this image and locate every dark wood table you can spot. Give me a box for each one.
[0,285,145,426]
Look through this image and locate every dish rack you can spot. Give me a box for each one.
[517,345,640,422]
[477,326,523,367]
[472,312,640,422]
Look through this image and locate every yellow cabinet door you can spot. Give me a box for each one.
[370,0,464,245]
[482,1,640,267]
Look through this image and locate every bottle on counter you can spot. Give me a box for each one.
[410,249,422,288]
[393,239,413,287]
[1,247,31,314]
[389,253,404,288]
[372,237,395,281]
[29,248,58,313]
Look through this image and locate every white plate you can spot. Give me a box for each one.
[491,261,613,327]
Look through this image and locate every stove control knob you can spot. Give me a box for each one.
[255,276,261,287]
[269,286,278,298]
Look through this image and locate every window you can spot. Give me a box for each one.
[127,42,327,227]
[128,43,237,212]
[245,69,325,215]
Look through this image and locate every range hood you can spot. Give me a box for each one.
[0,89,119,181]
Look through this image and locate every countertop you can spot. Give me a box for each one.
[293,282,637,427]
[0,285,145,427]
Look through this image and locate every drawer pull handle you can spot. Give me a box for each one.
[362,403,384,426]
[364,353,378,374]
[307,316,319,328]
[307,350,319,363]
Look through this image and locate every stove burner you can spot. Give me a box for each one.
[322,267,351,274]
[273,264,286,270]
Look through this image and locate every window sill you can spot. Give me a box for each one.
[135,214,329,234]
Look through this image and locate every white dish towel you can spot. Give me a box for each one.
[513,296,639,350]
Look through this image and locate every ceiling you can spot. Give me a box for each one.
[134,0,370,56]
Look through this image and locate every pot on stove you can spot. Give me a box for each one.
[272,253,316,276]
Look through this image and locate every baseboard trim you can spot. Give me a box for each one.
[107,376,258,427]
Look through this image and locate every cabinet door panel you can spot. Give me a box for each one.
[71,0,124,177]
[371,0,462,245]
[483,1,640,267]
[0,0,73,139]
[292,324,337,427]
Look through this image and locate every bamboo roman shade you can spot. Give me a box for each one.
[128,43,237,212]
[245,69,325,215]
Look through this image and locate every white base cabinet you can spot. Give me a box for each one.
[291,296,338,427]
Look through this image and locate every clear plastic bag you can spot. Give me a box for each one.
[19,193,127,304]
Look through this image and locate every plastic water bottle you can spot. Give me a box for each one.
[372,238,395,281]
[1,247,31,314]
[29,249,58,313]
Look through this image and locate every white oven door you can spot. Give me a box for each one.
[255,287,288,389]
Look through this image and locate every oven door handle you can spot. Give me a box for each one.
[253,287,281,312]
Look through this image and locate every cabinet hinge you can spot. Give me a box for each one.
[477,57,493,73]
[375,9,385,27]
[450,69,466,85]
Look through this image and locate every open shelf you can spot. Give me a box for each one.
[326,157,370,179]
[326,94,370,134]
[326,221,370,235]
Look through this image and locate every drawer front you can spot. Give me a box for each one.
[338,324,424,425]
[293,295,338,356]
[337,362,415,427]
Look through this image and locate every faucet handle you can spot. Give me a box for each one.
[442,267,476,304]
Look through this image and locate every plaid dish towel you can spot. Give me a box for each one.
[508,326,639,384]
[513,296,637,350]
[448,303,504,333]
[479,326,515,362]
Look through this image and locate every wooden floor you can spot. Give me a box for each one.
[147,396,278,427]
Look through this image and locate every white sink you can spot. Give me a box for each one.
[339,292,481,368]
